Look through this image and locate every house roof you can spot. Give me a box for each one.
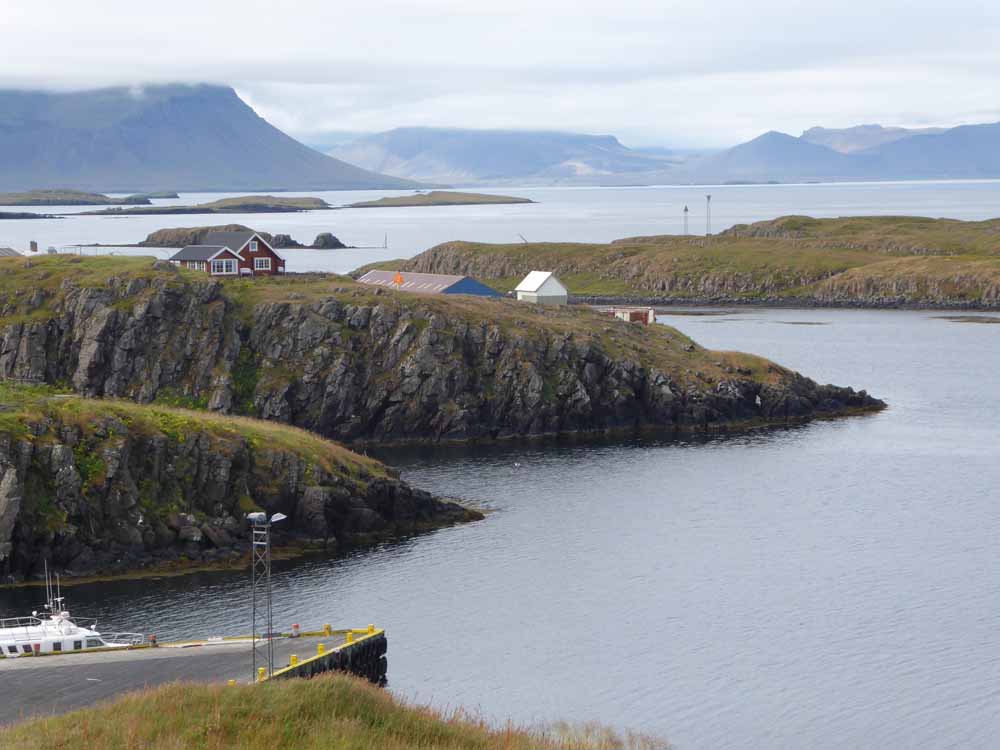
[201,231,258,252]
[358,270,468,293]
[0,247,21,257]
[170,245,237,262]
[515,271,565,293]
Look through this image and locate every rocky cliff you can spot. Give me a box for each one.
[0,256,882,447]
[0,385,478,580]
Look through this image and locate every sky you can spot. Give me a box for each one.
[2,0,999,147]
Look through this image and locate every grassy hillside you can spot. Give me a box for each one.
[0,254,784,389]
[0,381,385,480]
[348,191,534,208]
[373,216,1000,307]
[0,673,666,749]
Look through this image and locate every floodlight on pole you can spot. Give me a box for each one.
[249,511,286,681]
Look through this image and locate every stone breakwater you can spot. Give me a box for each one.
[0,409,478,581]
[0,270,883,445]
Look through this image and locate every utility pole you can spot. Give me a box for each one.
[705,195,712,236]
[249,511,286,682]
[683,205,689,235]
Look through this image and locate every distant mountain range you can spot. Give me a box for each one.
[327,121,1000,186]
[0,85,417,192]
[329,127,684,185]
[800,124,947,154]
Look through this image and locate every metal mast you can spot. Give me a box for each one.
[249,513,273,681]
[249,512,285,681]
[683,205,689,235]
[705,195,712,236]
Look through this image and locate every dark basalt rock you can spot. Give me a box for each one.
[0,412,479,580]
[0,275,884,446]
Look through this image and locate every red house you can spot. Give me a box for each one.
[168,231,286,277]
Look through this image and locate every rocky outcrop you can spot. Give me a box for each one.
[140,226,347,250]
[0,408,478,581]
[0,265,883,444]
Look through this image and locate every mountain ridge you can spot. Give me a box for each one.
[0,84,421,192]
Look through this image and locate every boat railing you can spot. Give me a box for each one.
[0,616,43,629]
[101,632,146,647]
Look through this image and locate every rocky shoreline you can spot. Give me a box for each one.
[573,294,1000,311]
[0,391,480,582]
[0,260,884,445]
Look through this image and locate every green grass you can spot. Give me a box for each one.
[0,673,667,750]
[0,382,389,482]
[348,191,533,208]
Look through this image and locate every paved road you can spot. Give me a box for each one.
[0,634,346,725]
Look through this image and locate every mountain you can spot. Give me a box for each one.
[329,127,678,185]
[801,124,946,153]
[0,85,419,192]
[859,121,1000,178]
[688,131,859,183]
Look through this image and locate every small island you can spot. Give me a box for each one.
[81,195,331,215]
[0,189,153,206]
[347,190,534,208]
[0,211,59,220]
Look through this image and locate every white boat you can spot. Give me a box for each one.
[0,565,144,658]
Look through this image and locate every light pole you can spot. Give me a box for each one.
[683,205,689,235]
[705,195,712,236]
[248,511,287,681]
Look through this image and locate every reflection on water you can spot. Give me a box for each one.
[2,307,1000,750]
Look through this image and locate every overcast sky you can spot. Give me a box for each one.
[3,0,998,147]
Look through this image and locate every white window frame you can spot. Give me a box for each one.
[249,239,259,252]
[254,257,271,271]
[211,259,237,275]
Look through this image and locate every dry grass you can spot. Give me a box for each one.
[0,674,669,750]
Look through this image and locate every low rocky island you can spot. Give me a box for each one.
[0,256,883,449]
[383,215,1000,309]
[347,190,534,208]
[82,195,331,216]
[139,223,347,249]
[0,383,480,581]
[0,189,153,206]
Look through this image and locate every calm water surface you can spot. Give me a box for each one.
[3,308,999,749]
[3,180,1000,274]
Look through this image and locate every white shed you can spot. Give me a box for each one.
[514,271,568,305]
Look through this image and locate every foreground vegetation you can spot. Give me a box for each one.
[348,191,534,208]
[0,673,667,750]
[366,215,1000,307]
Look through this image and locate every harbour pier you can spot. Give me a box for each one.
[0,626,387,725]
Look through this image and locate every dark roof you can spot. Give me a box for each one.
[0,247,21,257]
[357,270,501,297]
[201,231,259,252]
[170,245,230,261]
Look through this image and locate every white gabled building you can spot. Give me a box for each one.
[514,271,568,305]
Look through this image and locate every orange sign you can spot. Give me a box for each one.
[393,272,404,286]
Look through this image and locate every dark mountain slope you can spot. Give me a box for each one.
[859,122,1000,178]
[0,85,419,192]
[689,131,860,182]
